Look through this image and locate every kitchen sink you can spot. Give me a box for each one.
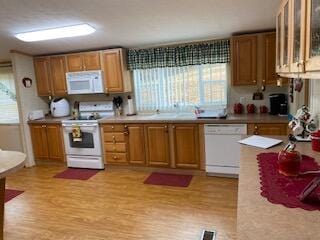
[145,112,196,120]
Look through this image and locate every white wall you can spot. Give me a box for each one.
[0,124,23,151]
[11,52,48,167]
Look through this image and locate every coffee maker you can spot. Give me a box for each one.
[269,94,288,115]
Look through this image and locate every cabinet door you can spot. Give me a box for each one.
[172,124,199,169]
[305,0,320,71]
[50,56,67,96]
[127,125,145,165]
[101,49,124,92]
[145,124,170,167]
[30,124,49,160]
[83,52,101,71]
[232,35,257,86]
[290,0,306,73]
[264,33,277,85]
[66,54,83,72]
[276,10,283,72]
[281,0,291,73]
[34,57,51,96]
[46,124,64,161]
[248,123,288,136]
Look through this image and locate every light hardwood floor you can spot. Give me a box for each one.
[4,163,238,240]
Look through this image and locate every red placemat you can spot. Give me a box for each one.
[257,152,320,211]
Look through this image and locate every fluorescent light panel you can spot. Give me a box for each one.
[15,24,96,42]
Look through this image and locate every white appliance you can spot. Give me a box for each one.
[61,101,114,169]
[196,107,227,119]
[28,110,45,120]
[50,98,70,117]
[66,70,104,95]
[205,124,247,177]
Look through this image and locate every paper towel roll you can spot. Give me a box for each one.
[127,99,135,115]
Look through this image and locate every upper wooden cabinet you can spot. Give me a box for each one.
[232,35,257,86]
[34,57,52,96]
[277,0,320,78]
[34,56,67,97]
[66,51,101,72]
[232,32,278,86]
[50,56,67,96]
[101,48,132,93]
[264,33,278,85]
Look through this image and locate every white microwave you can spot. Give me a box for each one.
[66,70,104,95]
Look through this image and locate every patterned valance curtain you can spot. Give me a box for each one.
[127,39,230,70]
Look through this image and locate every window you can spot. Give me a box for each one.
[133,63,228,112]
[0,65,19,123]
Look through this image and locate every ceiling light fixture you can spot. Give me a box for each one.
[15,24,96,42]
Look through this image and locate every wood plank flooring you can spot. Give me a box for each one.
[4,163,238,240]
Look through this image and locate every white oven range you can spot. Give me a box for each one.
[61,101,114,169]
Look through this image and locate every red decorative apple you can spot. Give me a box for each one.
[278,149,301,177]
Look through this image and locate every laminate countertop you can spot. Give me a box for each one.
[0,150,26,179]
[237,137,320,240]
[28,113,289,124]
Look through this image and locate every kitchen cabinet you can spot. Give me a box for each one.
[264,33,278,85]
[34,57,51,96]
[232,35,258,86]
[171,124,200,169]
[247,123,288,136]
[127,125,145,165]
[29,123,64,161]
[66,51,101,72]
[34,56,67,97]
[102,124,128,164]
[305,0,320,71]
[50,56,68,96]
[144,124,170,167]
[101,48,132,93]
[232,32,278,86]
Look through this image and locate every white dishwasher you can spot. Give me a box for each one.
[205,124,247,177]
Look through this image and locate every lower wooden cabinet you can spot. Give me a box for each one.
[172,124,200,169]
[127,125,145,165]
[29,123,64,161]
[247,123,288,136]
[144,124,170,167]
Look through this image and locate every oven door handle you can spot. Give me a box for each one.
[62,123,99,127]
[63,126,98,133]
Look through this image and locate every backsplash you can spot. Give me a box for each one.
[228,85,288,113]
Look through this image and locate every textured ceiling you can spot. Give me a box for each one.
[0,0,278,61]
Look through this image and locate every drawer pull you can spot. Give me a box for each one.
[113,156,118,160]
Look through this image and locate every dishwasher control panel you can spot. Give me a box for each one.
[204,124,247,135]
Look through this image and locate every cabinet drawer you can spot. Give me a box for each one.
[104,132,126,142]
[105,143,127,153]
[105,153,127,163]
[248,123,288,136]
[103,124,125,132]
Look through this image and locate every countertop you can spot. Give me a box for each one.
[28,113,289,124]
[237,137,320,240]
[0,150,26,179]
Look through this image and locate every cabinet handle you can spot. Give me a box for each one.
[164,125,168,132]
[41,125,46,128]
[111,126,114,129]
[283,64,288,67]
[254,125,259,135]
[172,126,176,129]
[253,80,257,83]
[83,65,86,70]
[113,156,118,160]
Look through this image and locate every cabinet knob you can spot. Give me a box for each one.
[113,156,118,160]
[172,126,176,129]
[253,80,257,83]
[111,126,114,129]
[41,125,46,128]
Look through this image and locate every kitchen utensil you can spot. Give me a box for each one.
[278,142,302,177]
[259,105,268,114]
[246,104,255,114]
[234,103,243,114]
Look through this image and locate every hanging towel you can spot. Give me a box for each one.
[71,125,82,142]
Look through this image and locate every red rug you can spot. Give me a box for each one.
[5,189,24,203]
[258,152,320,211]
[54,168,100,180]
[144,172,193,187]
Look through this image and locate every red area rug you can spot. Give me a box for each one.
[144,172,193,187]
[5,189,24,203]
[54,168,100,180]
[258,152,320,211]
